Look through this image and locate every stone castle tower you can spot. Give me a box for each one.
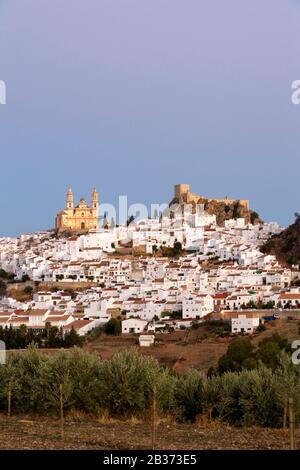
[174,184,249,210]
[56,187,99,234]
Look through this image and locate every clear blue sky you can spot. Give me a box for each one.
[0,0,299,236]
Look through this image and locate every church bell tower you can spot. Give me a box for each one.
[66,186,74,210]
[92,187,99,210]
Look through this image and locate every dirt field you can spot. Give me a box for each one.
[0,414,298,450]
[85,330,230,373]
[4,319,299,374]
[85,319,300,373]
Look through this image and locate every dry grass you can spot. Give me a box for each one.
[6,287,33,302]
[84,330,230,373]
[85,320,300,373]
[251,319,299,345]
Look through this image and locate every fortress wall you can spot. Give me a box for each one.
[174,185,249,210]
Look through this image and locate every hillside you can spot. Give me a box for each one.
[85,319,299,373]
[261,214,300,266]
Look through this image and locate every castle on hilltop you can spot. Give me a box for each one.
[56,187,99,235]
[172,184,251,225]
[174,184,249,210]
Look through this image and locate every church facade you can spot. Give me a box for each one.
[56,187,99,234]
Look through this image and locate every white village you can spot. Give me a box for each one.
[1,184,299,343]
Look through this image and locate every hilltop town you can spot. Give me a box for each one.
[1,184,300,345]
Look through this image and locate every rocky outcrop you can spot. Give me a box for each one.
[204,199,251,225]
[171,184,261,226]
[170,196,261,226]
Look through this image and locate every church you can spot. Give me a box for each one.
[56,187,99,235]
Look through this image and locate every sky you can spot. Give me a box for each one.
[0,0,299,236]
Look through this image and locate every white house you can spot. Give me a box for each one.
[182,294,213,319]
[278,292,300,308]
[33,292,53,304]
[27,309,48,327]
[231,313,260,334]
[122,318,148,334]
[63,319,101,336]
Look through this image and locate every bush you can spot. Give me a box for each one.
[203,375,222,419]
[99,349,168,415]
[23,286,33,295]
[238,367,283,427]
[256,334,291,370]
[174,369,205,422]
[85,325,105,342]
[105,318,121,336]
[250,211,260,224]
[216,372,244,425]
[217,333,291,373]
[218,337,254,373]
[56,348,104,415]
[0,347,299,428]
[0,346,49,413]
[256,323,266,332]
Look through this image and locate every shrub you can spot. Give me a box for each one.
[203,375,222,419]
[0,346,49,413]
[85,325,105,342]
[238,367,283,427]
[57,348,104,415]
[99,349,164,415]
[40,351,75,414]
[216,372,244,425]
[0,346,298,428]
[217,333,291,373]
[218,337,254,373]
[256,323,266,332]
[256,334,291,370]
[23,286,33,295]
[105,318,121,336]
[174,369,205,422]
